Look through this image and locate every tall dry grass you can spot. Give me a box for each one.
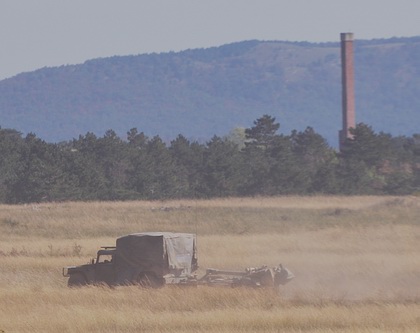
[0,195,418,239]
[1,286,419,332]
[0,196,419,332]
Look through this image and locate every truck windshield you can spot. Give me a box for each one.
[97,254,113,264]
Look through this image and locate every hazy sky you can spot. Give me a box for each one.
[1,0,419,80]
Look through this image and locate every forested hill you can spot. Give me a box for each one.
[0,37,419,145]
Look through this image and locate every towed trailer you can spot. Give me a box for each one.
[63,232,293,288]
[198,265,294,288]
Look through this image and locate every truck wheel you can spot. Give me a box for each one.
[68,273,87,287]
[137,273,164,288]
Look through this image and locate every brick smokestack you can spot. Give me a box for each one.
[339,32,356,150]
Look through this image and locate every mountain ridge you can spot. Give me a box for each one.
[1,36,419,145]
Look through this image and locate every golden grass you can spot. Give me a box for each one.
[1,286,419,332]
[0,196,419,332]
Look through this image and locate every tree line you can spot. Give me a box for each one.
[0,115,419,204]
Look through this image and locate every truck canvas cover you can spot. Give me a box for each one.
[115,232,197,276]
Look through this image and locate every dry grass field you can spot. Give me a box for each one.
[0,196,419,332]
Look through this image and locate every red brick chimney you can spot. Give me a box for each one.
[339,32,356,150]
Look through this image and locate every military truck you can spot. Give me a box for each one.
[63,232,293,288]
[63,232,198,287]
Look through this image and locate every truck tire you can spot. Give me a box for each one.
[137,273,164,288]
[68,273,87,287]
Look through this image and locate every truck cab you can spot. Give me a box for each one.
[62,247,116,286]
[93,248,116,285]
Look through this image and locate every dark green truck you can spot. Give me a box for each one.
[63,232,198,287]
